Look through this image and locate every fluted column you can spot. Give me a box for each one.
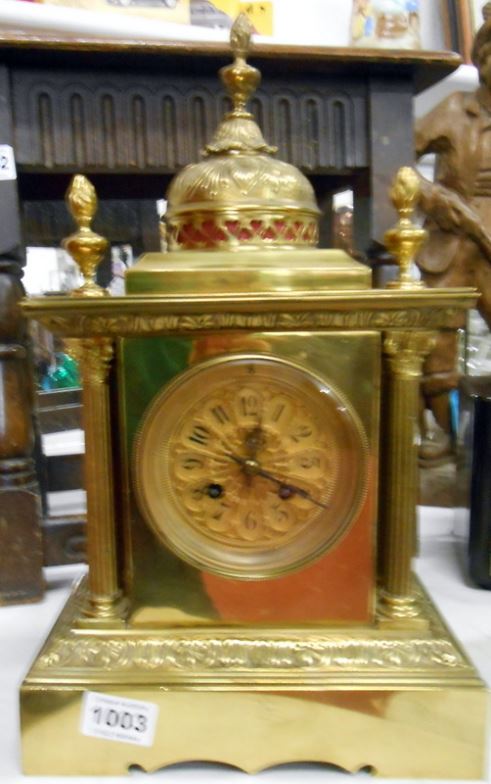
[378,329,436,627]
[78,337,125,623]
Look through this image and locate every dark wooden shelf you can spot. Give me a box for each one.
[0,32,461,93]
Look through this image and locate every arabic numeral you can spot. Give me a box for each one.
[240,394,259,417]
[245,512,258,530]
[182,455,205,470]
[211,404,230,425]
[212,501,231,521]
[189,424,210,445]
[290,424,312,443]
[135,713,147,732]
[272,402,285,422]
[298,453,320,469]
[107,709,119,727]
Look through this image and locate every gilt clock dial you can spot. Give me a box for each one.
[134,354,368,579]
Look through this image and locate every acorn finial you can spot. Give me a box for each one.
[63,174,109,298]
[384,167,426,290]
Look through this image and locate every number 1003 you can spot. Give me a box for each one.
[92,706,147,732]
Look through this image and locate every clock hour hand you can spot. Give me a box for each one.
[225,452,329,511]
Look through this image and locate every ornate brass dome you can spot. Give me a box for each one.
[165,14,320,252]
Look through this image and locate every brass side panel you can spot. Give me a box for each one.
[119,331,379,627]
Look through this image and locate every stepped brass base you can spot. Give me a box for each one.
[21,578,488,778]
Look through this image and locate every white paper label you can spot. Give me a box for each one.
[0,145,17,180]
[80,691,158,747]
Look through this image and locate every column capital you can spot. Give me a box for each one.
[383,330,437,378]
[74,337,113,386]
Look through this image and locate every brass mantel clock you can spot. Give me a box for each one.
[21,15,487,778]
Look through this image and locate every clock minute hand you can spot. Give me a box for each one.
[257,467,330,511]
[224,452,329,511]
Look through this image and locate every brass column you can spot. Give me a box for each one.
[378,330,436,625]
[79,337,124,620]
[378,167,436,626]
[64,175,125,624]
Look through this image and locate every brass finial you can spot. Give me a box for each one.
[220,13,261,118]
[204,14,275,156]
[384,167,426,290]
[63,174,109,297]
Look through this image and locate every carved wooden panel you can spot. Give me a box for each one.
[11,69,367,174]
[22,199,161,253]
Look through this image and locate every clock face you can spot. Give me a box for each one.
[134,354,368,579]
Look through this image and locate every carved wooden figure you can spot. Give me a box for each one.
[416,3,491,459]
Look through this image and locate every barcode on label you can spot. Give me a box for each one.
[80,691,158,747]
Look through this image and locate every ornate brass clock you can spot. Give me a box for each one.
[20,15,487,779]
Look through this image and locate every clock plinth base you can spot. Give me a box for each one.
[21,578,488,779]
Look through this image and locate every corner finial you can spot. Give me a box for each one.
[384,167,426,290]
[63,175,109,298]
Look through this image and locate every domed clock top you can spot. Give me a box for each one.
[165,13,320,252]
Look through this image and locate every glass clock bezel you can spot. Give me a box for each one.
[133,352,370,580]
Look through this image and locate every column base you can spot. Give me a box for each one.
[76,588,128,629]
[377,587,431,630]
